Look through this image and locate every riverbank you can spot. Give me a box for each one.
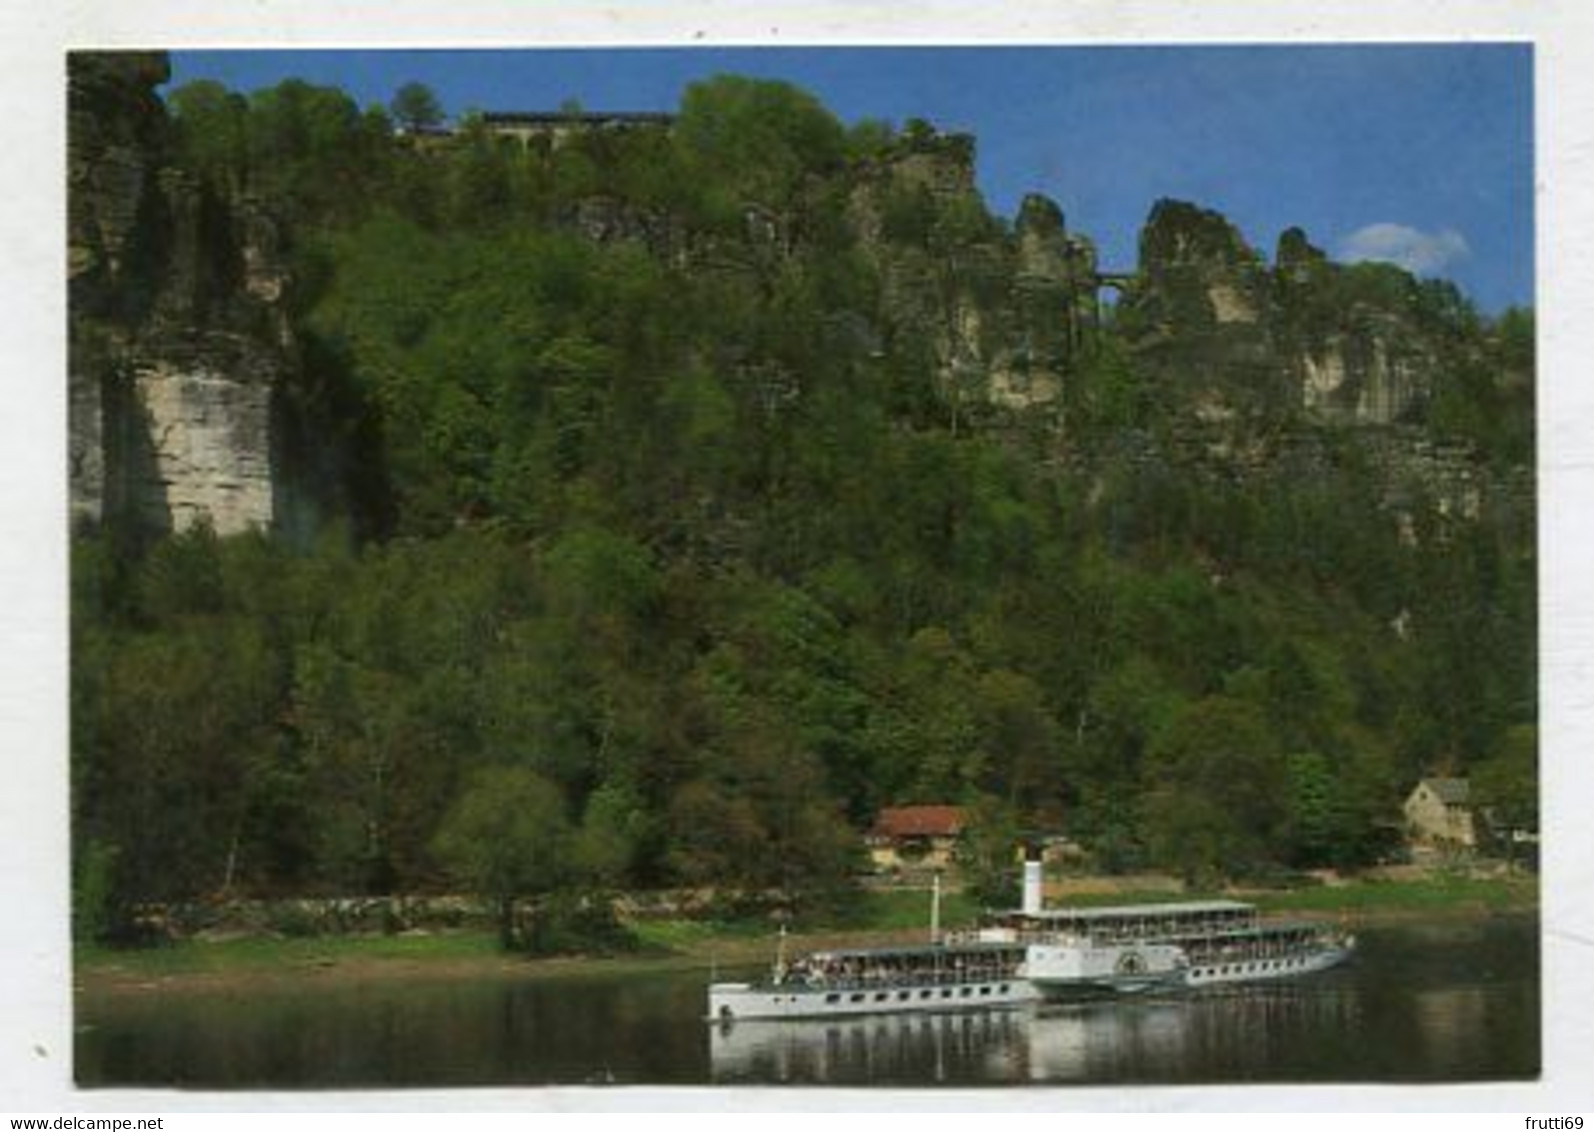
[75,872,1537,998]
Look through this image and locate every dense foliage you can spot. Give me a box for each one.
[71,73,1536,940]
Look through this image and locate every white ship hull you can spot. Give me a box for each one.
[1022,934,1355,999]
[708,976,1042,1021]
[1180,941,1353,988]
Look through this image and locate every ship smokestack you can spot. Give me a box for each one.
[1022,856,1044,915]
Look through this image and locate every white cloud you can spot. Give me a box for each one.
[1338,223,1472,276]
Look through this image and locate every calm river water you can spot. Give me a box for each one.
[76,917,1538,1088]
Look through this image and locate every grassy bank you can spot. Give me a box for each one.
[75,872,1535,996]
[1247,873,1538,917]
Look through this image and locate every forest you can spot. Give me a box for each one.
[69,67,1537,944]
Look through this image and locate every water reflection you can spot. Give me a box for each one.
[708,987,1358,1085]
[1414,988,1494,1077]
[76,919,1538,1088]
[711,1008,1030,1085]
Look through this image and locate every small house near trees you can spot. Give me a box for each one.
[866,805,968,873]
[1403,777,1478,851]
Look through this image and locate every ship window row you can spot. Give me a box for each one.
[820,984,1007,1005]
[1193,957,1306,978]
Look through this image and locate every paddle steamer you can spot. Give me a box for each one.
[706,861,1355,1020]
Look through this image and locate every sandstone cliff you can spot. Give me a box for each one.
[1120,199,1457,430]
[69,52,289,537]
[846,132,1099,422]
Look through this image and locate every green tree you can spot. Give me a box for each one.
[955,794,1021,909]
[390,82,444,132]
[76,615,282,910]
[72,839,121,946]
[1067,337,1148,438]
[168,80,251,187]
[433,766,572,949]
[974,668,1064,817]
[863,627,982,800]
[665,778,766,889]
[674,691,860,906]
[1141,696,1289,883]
[676,74,846,209]
[845,117,896,161]
[1472,723,1537,853]
[574,780,653,886]
[1284,751,1358,868]
[246,79,375,220]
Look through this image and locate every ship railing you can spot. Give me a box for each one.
[954,910,1343,953]
[776,964,1024,993]
[943,927,1090,947]
[975,909,1264,947]
[1179,923,1343,963]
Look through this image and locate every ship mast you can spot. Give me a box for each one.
[930,871,942,944]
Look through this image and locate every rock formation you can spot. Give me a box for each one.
[1272,226,1445,427]
[69,52,289,537]
[847,133,1099,420]
[1101,201,1527,526]
[1120,199,1302,425]
[66,56,1526,543]
[1120,200,1452,430]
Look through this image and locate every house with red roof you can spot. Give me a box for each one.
[866,804,968,873]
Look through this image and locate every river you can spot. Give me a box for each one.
[75,916,1538,1088]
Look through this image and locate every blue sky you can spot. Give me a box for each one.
[169,45,1533,313]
